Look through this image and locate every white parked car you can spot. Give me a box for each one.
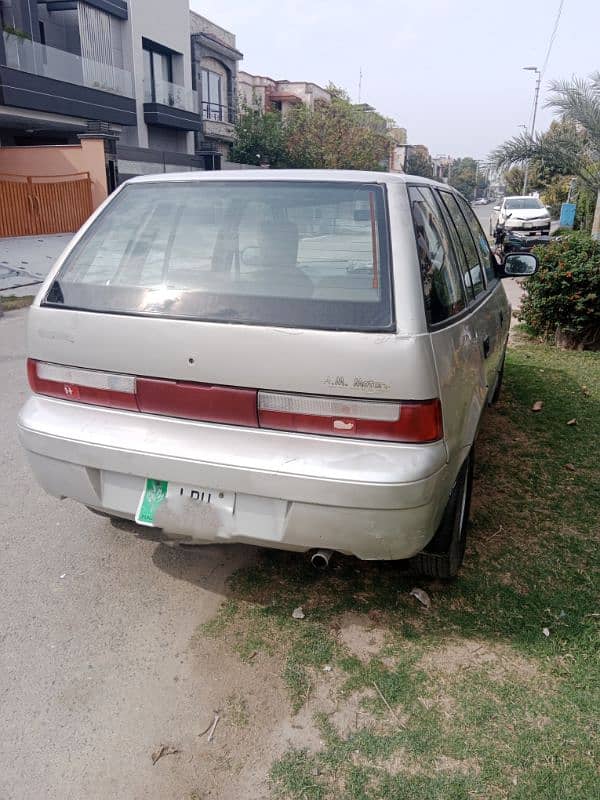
[18,171,537,577]
[490,196,551,236]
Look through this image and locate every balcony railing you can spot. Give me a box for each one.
[144,79,198,113]
[2,32,134,97]
[201,102,234,123]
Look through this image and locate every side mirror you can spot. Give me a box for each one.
[500,252,538,278]
[493,205,501,211]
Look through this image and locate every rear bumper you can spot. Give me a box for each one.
[18,396,451,559]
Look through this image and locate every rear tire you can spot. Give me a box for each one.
[409,451,473,579]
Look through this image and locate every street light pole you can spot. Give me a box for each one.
[522,66,541,195]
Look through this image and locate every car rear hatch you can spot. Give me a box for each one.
[27,177,440,445]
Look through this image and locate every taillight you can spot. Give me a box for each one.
[258,391,443,443]
[26,360,443,443]
[136,378,258,426]
[27,359,138,411]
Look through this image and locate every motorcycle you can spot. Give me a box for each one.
[494,226,552,255]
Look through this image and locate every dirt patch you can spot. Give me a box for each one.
[351,747,417,776]
[420,639,541,683]
[338,612,387,662]
[435,755,481,776]
[418,692,457,719]
[329,687,385,737]
[185,634,292,799]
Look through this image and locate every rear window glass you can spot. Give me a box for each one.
[439,192,485,297]
[44,181,394,332]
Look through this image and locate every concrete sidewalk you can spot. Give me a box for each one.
[0,234,72,297]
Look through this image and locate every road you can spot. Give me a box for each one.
[0,311,271,800]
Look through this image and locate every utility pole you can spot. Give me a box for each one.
[522,66,541,195]
[358,67,363,104]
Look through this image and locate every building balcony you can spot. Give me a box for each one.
[0,32,136,126]
[39,1,129,21]
[143,79,203,131]
[201,102,235,141]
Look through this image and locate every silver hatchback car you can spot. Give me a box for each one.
[18,171,536,577]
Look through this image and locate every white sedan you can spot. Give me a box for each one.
[490,196,551,236]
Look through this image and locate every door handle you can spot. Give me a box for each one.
[499,310,504,328]
[482,335,491,358]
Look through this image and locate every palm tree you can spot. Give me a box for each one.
[490,72,600,238]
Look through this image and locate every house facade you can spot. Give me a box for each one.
[238,71,330,115]
[190,11,242,168]
[0,1,244,185]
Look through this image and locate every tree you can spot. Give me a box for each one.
[405,145,433,178]
[230,86,392,172]
[230,104,287,167]
[502,163,545,195]
[447,157,489,199]
[490,72,600,238]
[449,157,475,197]
[503,166,526,195]
[284,88,391,171]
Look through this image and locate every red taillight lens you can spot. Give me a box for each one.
[136,378,258,426]
[27,360,443,443]
[258,392,443,443]
[27,359,138,411]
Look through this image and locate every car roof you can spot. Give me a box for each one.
[125,169,454,188]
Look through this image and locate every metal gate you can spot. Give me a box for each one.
[0,173,93,237]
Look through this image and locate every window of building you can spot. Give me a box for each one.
[439,191,486,298]
[201,69,223,120]
[409,186,466,324]
[143,42,173,103]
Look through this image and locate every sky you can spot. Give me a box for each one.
[190,0,600,161]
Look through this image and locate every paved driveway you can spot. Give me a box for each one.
[0,310,261,799]
[0,235,72,297]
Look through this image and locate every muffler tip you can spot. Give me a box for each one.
[310,549,333,569]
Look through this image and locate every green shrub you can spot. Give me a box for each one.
[519,232,600,349]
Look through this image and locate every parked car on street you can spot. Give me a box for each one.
[490,195,551,237]
[18,171,536,577]
[471,197,488,205]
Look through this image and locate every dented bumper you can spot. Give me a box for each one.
[18,395,450,559]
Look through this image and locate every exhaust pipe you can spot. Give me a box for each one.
[310,549,333,570]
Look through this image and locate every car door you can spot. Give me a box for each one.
[437,191,505,404]
[408,184,483,466]
[454,194,509,392]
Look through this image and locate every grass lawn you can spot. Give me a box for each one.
[0,295,34,312]
[202,337,600,799]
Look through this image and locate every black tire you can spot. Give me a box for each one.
[409,451,473,579]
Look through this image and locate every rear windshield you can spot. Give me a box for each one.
[44,180,394,332]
